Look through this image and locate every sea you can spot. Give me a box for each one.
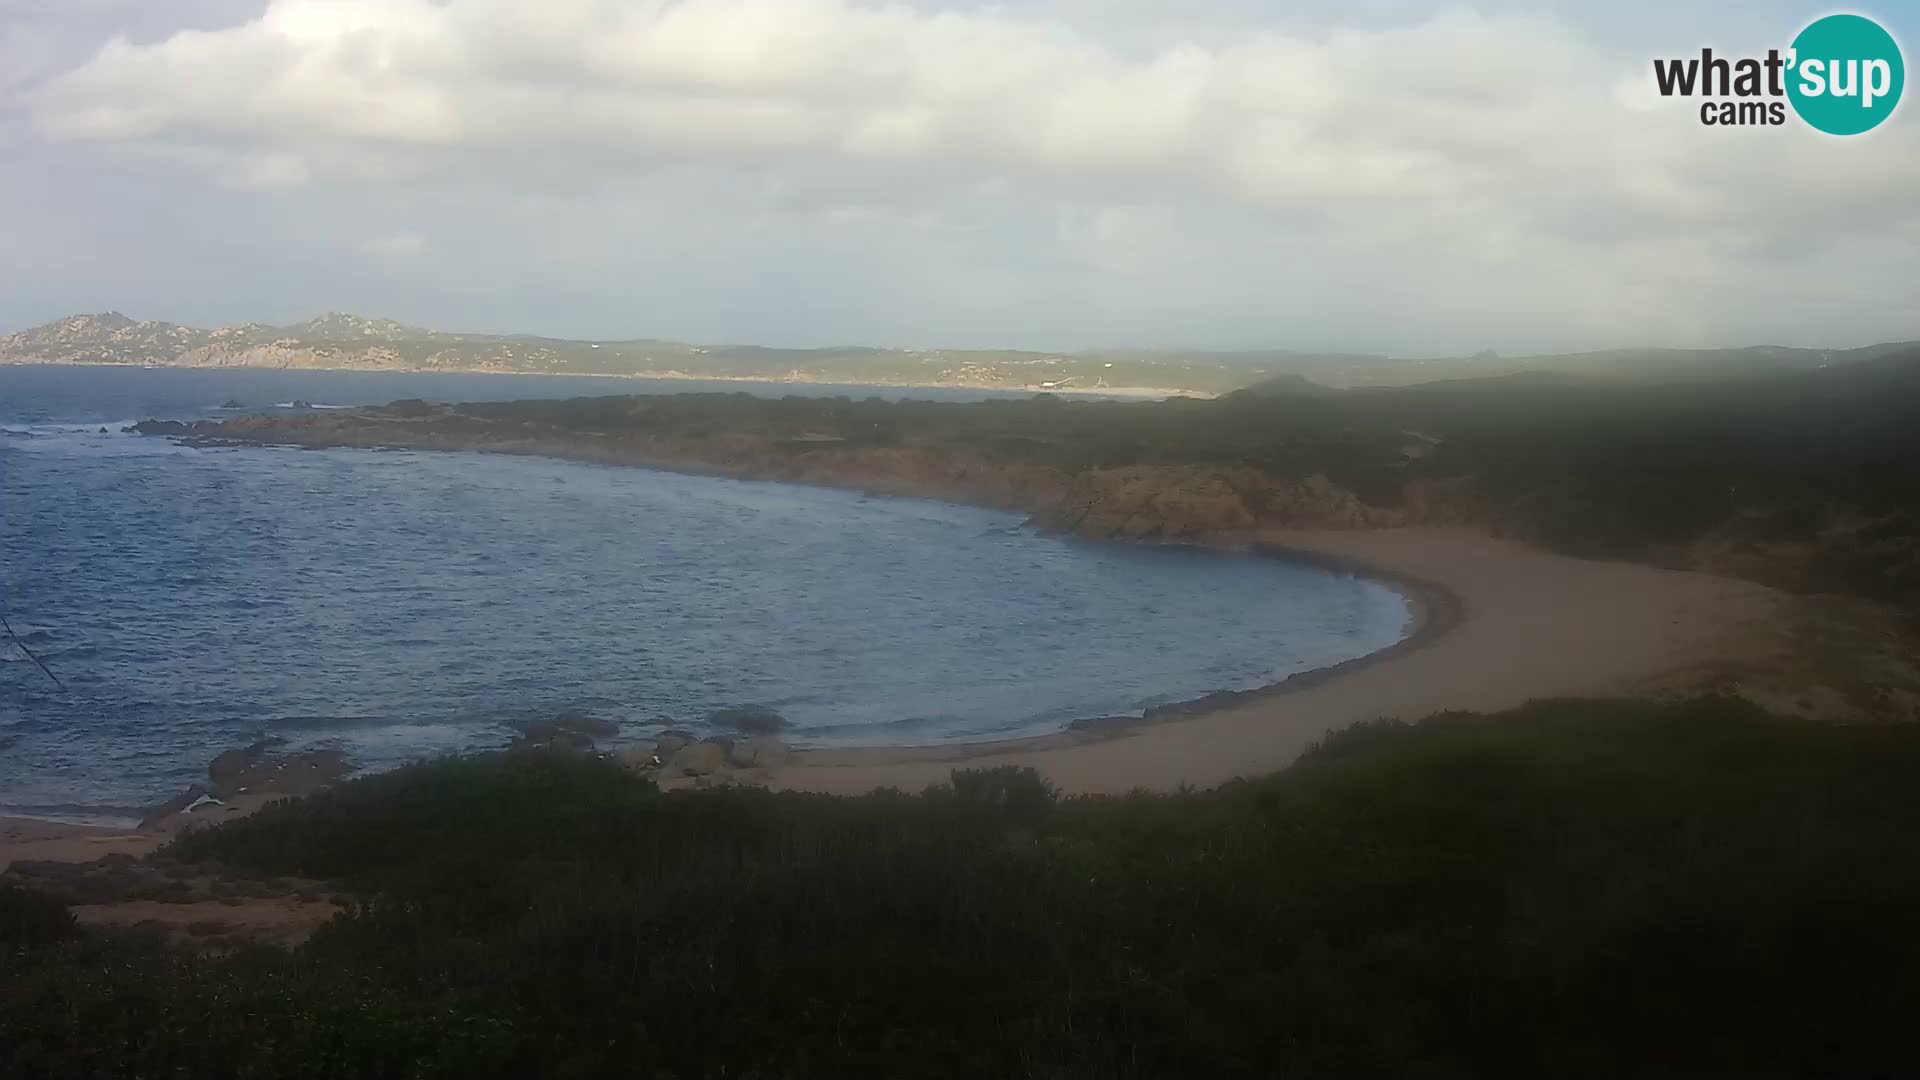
[0,365,1410,824]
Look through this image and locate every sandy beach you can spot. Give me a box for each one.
[1,790,302,873]
[3,525,1787,867]
[756,527,1785,795]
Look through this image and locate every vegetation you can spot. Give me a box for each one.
[9,697,1920,1077]
[430,347,1920,614]
[11,311,1916,392]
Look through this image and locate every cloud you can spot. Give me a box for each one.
[6,0,1917,352]
[29,3,1911,226]
[367,230,426,256]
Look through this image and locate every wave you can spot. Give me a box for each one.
[272,402,356,410]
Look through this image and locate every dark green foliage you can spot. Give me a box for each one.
[10,698,1920,1077]
[413,349,1920,618]
[942,763,1058,825]
[0,881,75,946]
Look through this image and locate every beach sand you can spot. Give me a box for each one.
[3,526,1787,864]
[755,527,1785,795]
[2,791,290,873]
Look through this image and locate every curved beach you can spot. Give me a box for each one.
[3,524,1785,869]
[754,526,1784,795]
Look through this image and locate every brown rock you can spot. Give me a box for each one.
[727,736,789,770]
[666,740,729,777]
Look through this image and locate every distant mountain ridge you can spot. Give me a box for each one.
[4,311,1914,394]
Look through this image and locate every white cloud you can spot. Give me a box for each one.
[7,0,1918,352]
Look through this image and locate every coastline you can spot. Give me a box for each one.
[2,526,1783,860]
[753,527,1782,794]
[3,425,1789,850]
[0,359,1212,400]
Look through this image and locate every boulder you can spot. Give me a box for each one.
[615,743,660,771]
[667,740,729,777]
[728,736,789,770]
[200,739,348,800]
[708,705,786,735]
[208,738,286,791]
[653,730,697,757]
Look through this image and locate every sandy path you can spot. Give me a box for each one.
[757,527,1784,795]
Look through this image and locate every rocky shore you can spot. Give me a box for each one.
[130,404,1481,543]
[111,397,1920,802]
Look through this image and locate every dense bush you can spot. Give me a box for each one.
[441,352,1920,615]
[8,697,1920,1077]
[0,881,74,946]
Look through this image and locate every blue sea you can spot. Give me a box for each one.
[0,365,1409,824]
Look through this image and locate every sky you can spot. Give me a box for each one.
[1,0,1915,355]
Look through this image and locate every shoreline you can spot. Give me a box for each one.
[1,533,1445,846]
[756,526,1782,794]
[0,359,1212,401]
[3,427,1789,850]
[795,537,1459,762]
[2,527,1782,855]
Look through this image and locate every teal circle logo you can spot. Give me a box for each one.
[1787,14,1904,135]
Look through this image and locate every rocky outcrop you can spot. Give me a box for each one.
[509,711,620,752]
[130,407,1486,544]
[654,730,696,757]
[665,740,730,777]
[205,738,348,799]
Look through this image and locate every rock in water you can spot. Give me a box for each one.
[708,705,786,735]
[195,738,349,803]
[208,738,286,790]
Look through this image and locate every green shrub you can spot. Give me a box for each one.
[10,698,1920,1077]
[944,764,1057,824]
[0,882,74,947]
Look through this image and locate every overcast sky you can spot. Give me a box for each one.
[1,0,1913,354]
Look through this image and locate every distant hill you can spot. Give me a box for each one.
[4,311,1914,395]
[0,313,1270,395]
